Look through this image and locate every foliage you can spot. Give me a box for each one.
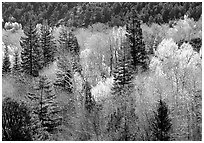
[151,99,172,141]
[84,81,96,113]
[39,22,56,67]
[4,21,22,32]
[2,44,11,74]
[2,97,32,141]
[148,39,202,140]
[20,16,43,77]
[2,2,202,28]
[12,50,21,74]
[91,76,114,102]
[27,76,62,134]
[126,9,149,71]
[1,2,202,141]
[54,27,78,92]
[106,35,136,140]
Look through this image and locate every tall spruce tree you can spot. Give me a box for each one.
[84,81,96,113]
[108,38,135,141]
[126,8,149,71]
[40,21,56,67]
[20,17,43,77]
[112,39,134,98]
[12,50,21,74]
[27,76,62,134]
[55,55,73,92]
[58,27,80,72]
[151,99,172,141]
[55,26,81,92]
[2,45,11,74]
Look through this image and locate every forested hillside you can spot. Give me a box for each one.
[2,2,202,141]
[2,2,202,27]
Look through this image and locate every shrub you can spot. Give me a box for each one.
[2,97,32,141]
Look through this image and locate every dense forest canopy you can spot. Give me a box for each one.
[2,2,202,28]
[2,2,202,141]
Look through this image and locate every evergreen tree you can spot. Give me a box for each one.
[2,45,11,74]
[2,97,32,141]
[151,99,172,141]
[12,50,21,74]
[126,8,149,71]
[108,38,135,141]
[84,81,96,113]
[58,27,70,54]
[58,27,80,56]
[112,40,134,98]
[20,18,43,77]
[107,108,123,140]
[55,55,73,92]
[27,76,62,134]
[69,32,81,73]
[40,21,56,67]
[54,26,81,92]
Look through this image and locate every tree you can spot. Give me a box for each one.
[58,27,80,56]
[55,27,80,92]
[126,8,149,71]
[151,99,172,141]
[2,45,11,74]
[39,21,56,67]
[112,40,134,98]
[55,58,73,92]
[108,38,135,141]
[12,50,21,74]
[20,17,43,77]
[27,76,62,134]
[84,81,96,113]
[2,97,32,141]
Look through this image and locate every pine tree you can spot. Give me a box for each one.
[112,39,134,98]
[55,56,73,92]
[108,38,135,141]
[27,76,62,134]
[54,26,81,92]
[20,18,43,77]
[40,21,56,67]
[2,45,11,74]
[12,50,21,74]
[151,99,172,141]
[2,97,32,141]
[58,27,80,72]
[70,34,81,73]
[84,81,96,113]
[58,27,70,54]
[126,8,149,71]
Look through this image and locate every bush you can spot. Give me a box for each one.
[2,97,32,141]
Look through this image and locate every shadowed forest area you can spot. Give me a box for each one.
[2,2,202,141]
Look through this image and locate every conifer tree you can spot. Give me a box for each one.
[2,97,32,141]
[55,26,81,92]
[27,76,62,134]
[58,27,71,54]
[112,40,134,98]
[108,38,135,141]
[12,50,21,74]
[151,99,172,141]
[126,8,149,71]
[40,21,56,67]
[20,17,43,77]
[84,81,96,113]
[2,45,11,74]
[58,27,80,72]
[55,55,73,92]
